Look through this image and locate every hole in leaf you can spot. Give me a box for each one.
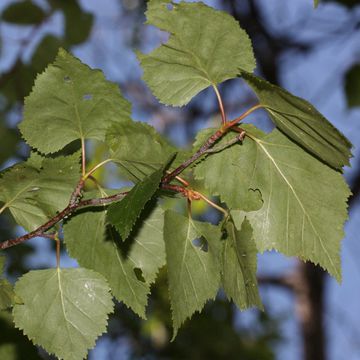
[192,236,208,252]
[83,94,93,101]
[64,76,71,82]
[166,3,173,11]
[134,268,145,282]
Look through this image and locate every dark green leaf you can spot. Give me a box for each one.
[107,166,166,240]
[31,35,64,73]
[241,71,352,170]
[345,64,360,108]
[2,1,45,25]
[138,0,255,106]
[222,218,263,310]
[164,210,221,339]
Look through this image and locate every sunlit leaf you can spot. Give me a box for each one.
[19,49,131,154]
[0,152,80,231]
[138,0,255,106]
[232,128,351,281]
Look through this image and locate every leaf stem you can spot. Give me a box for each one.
[83,159,113,180]
[81,138,86,177]
[55,233,60,268]
[194,191,229,217]
[224,104,264,129]
[213,85,227,125]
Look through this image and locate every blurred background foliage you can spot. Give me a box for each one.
[0,0,359,359]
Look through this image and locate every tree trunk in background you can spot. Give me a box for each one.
[295,262,326,360]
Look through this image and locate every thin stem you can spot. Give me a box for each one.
[195,192,228,217]
[83,159,113,181]
[161,129,224,184]
[55,234,60,268]
[225,104,264,129]
[81,138,86,177]
[213,85,227,125]
[0,204,6,216]
[204,131,246,154]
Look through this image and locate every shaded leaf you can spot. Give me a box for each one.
[19,49,131,154]
[0,311,41,360]
[0,257,18,310]
[193,125,263,211]
[138,0,255,106]
[232,129,351,281]
[107,165,167,240]
[0,152,80,231]
[164,210,221,339]
[2,1,45,25]
[106,120,175,182]
[345,64,360,108]
[222,218,262,310]
[13,268,114,360]
[31,35,64,73]
[64,204,165,318]
[241,71,352,170]
[0,126,19,166]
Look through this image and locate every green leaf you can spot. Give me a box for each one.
[138,0,255,106]
[0,125,19,166]
[193,125,263,211]
[2,1,45,25]
[63,2,93,45]
[0,280,18,310]
[19,49,131,154]
[64,205,165,318]
[241,71,352,170]
[345,64,360,108]
[232,129,351,281]
[164,210,221,339]
[107,165,166,240]
[0,152,80,231]
[314,0,319,7]
[0,256,18,310]
[13,268,114,360]
[106,120,175,182]
[0,311,41,360]
[222,218,262,310]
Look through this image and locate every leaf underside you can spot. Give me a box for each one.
[221,218,263,310]
[241,71,352,170]
[138,0,255,106]
[231,128,350,281]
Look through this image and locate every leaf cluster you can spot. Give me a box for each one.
[0,1,352,359]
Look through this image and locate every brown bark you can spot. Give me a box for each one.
[294,262,326,360]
